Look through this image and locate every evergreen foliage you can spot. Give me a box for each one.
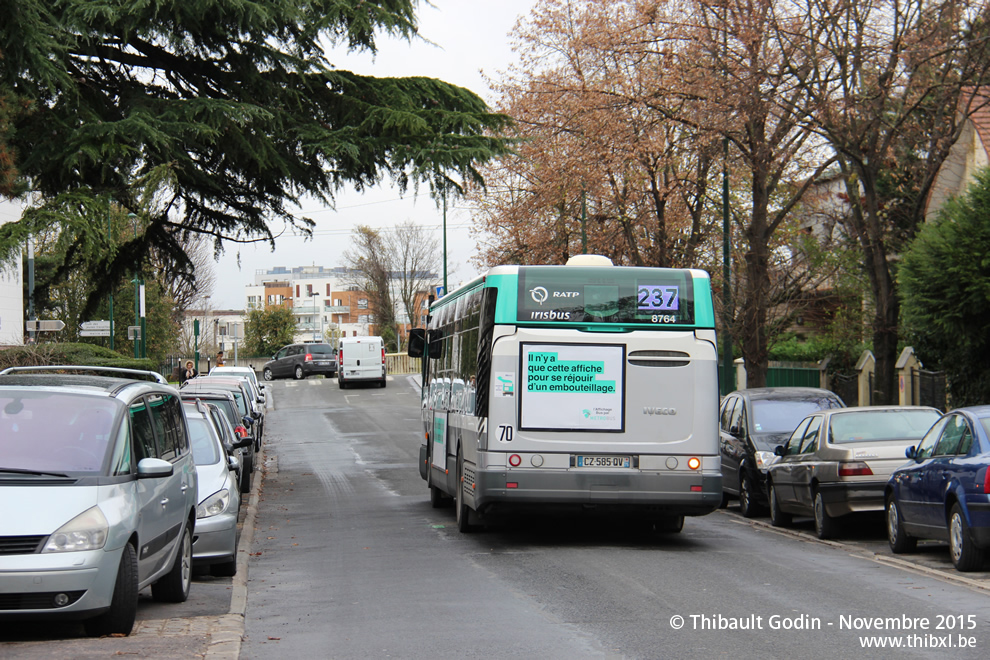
[900,167,990,406]
[0,0,512,315]
[244,306,297,357]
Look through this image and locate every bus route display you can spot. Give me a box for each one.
[516,266,695,325]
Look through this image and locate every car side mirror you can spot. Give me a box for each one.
[243,415,254,427]
[252,411,261,420]
[137,457,174,478]
[774,445,786,457]
[232,437,253,449]
[905,445,917,460]
[729,424,743,437]
[227,455,241,472]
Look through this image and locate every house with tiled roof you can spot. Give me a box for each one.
[925,91,990,220]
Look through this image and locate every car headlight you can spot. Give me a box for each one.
[754,451,778,472]
[43,507,109,553]
[198,489,231,519]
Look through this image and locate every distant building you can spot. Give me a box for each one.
[245,264,438,346]
[0,200,24,346]
[926,90,990,220]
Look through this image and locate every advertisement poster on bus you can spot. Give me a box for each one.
[519,343,625,431]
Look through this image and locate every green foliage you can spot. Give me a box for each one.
[900,167,990,406]
[0,0,512,314]
[0,342,154,372]
[244,306,296,357]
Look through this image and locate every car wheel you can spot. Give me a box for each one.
[294,365,304,380]
[263,368,274,381]
[739,472,762,518]
[886,497,917,554]
[84,542,138,637]
[455,449,477,533]
[339,377,348,390]
[380,378,386,388]
[949,504,985,572]
[813,490,838,540]
[151,521,193,602]
[769,483,792,528]
[654,515,685,534]
[211,557,237,578]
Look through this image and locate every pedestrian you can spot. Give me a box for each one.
[181,360,198,383]
[216,350,225,367]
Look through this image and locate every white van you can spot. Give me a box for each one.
[337,336,387,389]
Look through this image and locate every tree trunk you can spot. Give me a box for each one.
[739,174,771,388]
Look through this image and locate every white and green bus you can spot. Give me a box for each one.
[408,255,722,532]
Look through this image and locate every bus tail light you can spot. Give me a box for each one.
[839,462,874,477]
[687,457,701,470]
[507,482,518,489]
[509,454,522,467]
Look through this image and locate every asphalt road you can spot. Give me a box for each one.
[241,376,990,660]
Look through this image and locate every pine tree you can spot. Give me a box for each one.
[0,0,511,315]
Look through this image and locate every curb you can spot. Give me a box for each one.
[204,450,263,659]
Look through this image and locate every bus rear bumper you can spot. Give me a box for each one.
[472,468,722,517]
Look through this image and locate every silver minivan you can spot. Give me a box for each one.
[0,367,198,636]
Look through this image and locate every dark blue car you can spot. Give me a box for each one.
[885,406,990,572]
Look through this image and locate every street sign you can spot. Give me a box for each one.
[80,320,111,331]
[435,286,445,298]
[127,326,142,340]
[80,329,111,337]
[26,320,65,332]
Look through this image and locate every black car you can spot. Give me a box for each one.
[719,387,846,517]
[263,343,337,380]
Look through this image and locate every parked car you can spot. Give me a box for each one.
[190,374,266,440]
[180,377,262,454]
[180,390,254,493]
[182,400,240,577]
[263,342,337,381]
[767,406,941,539]
[719,387,846,517]
[885,406,990,571]
[0,366,198,636]
[210,365,267,404]
[337,336,386,389]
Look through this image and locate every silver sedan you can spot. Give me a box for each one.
[767,406,941,539]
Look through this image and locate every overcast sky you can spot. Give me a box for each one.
[210,1,537,309]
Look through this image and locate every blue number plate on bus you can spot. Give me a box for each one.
[576,455,631,468]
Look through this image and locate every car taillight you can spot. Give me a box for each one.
[838,461,874,477]
[235,425,248,438]
[382,347,385,362]
[305,353,313,362]
[338,349,343,363]
[984,468,990,494]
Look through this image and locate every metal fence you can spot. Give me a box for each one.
[830,373,858,407]
[913,368,947,410]
[766,365,819,388]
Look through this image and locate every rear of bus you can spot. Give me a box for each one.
[468,262,721,522]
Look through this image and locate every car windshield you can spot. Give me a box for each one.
[751,399,839,434]
[829,409,941,444]
[187,416,221,465]
[0,392,120,473]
